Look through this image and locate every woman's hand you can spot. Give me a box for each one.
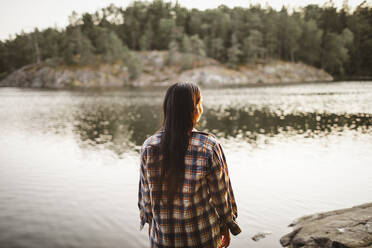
[220,226,231,247]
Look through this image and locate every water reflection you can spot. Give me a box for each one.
[73,103,372,154]
[1,83,372,248]
[73,104,162,154]
[203,106,372,138]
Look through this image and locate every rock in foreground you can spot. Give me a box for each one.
[280,202,372,248]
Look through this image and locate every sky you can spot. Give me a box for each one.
[0,0,369,41]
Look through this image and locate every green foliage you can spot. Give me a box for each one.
[167,40,179,65]
[124,51,143,80]
[209,38,225,61]
[158,18,176,49]
[277,8,302,61]
[139,26,154,51]
[1,0,372,78]
[341,28,354,46]
[296,19,323,65]
[262,9,280,59]
[227,33,242,69]
[190,35,206,57]
[180,35,194,70]
[95,28,126,63]
[321,28,354,75]
[181,35,192,54]
[39,28,63,60]
[62,27,94,66]
[243,29,265,62]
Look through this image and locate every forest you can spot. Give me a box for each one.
[0,0,371,81]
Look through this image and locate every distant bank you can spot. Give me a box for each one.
[0,51,333,89]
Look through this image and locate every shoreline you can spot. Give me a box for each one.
[334,77,372,81]
[0,52,334,89]
[2,80,372,92]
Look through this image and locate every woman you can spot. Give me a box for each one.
[138,82,241,248]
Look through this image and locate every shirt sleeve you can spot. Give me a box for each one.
[138,145,153,231]
[207,142,242,236]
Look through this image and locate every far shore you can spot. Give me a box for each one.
[0,51,335,90]
[3,80,372,92]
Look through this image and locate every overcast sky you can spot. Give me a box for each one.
[0,0,368,41]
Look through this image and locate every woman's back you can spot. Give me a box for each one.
[139,129,241,248]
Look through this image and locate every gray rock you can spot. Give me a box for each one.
[0,63,129,89]
[251,231,273,241]
[280,202,372,248]
[0,52,333,89]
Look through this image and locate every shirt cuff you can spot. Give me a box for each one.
[219,218,242,236]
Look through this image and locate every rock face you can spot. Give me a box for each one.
[0,51,333,89]
[0,63,129,89]
[175,62,333,86]
[280,202,372,248]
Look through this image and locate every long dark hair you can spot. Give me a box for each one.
[159,82,201,204]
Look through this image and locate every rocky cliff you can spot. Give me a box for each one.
[0,51,333,89]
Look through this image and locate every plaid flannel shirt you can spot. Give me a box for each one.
[138,129,241,248]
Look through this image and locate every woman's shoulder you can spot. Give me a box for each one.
[191,129,220,149]
[141,129,220,150]
[142,130,162,148]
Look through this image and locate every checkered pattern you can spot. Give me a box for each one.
[138,129,241,248]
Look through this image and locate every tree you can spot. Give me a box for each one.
[32,28,41,64]
[321,28,353,75]
[243,29,265,62]
[139,25,154,51]
[345,5,372,76]
[68,11,82,26]
[40,28,62,60]
[297,19,323,66]
[303,4,323,23]
[213,9,231,43]
[0,41,6,78]
[181,34,192,53]
[287,15,302,61]
[5,32,34,71]
[262,9,280,59]
[227,33,242,68]
[125,51,143,80]
[63,27,94,65]
[277,8,302,61]
[167,40,180,65]
[1,1,371,79]
[320,5,343,33]
[119,2,144,50]
[210,37,225,61]
[190,35,206,57]
[81,13,95,35]
[157,18,176,49]
[180,35,193,70]
[188,9,203,36]
[95,28,126,62]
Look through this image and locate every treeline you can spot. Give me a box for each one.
[0,0,371,80]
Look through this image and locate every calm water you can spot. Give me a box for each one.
[0,81,372,248]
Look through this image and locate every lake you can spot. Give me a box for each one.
[0,81,371,248]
